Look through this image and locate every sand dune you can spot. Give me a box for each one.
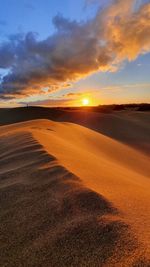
[59,110,150,156]
[0,117,150,266]
[0,107,150,155]
[0,112,150,266]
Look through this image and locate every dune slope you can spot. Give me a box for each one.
[0,119,150,266]
[0,108,150,155]
[58,110,150,156]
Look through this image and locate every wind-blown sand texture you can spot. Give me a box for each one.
[0,109,150,266]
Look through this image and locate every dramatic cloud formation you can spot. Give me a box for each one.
[0,0,150,100]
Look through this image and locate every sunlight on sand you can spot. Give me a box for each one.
[0,110,150,266]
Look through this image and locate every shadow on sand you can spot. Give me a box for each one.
[0,131,148,266]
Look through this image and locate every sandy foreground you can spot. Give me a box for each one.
[0,110,150,266]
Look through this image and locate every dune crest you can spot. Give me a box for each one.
[0,119,150,266]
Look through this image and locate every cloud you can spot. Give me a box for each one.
[19,98,73,107]
[63,92,83,97]
[0,0,150,100]
[63,90,98,98]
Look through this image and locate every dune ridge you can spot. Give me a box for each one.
[0,118,150,266]
[0,108,150,155]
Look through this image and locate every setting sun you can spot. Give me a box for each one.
[0,0,150,265]
[82,98,90,106]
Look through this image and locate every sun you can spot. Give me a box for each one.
[82,98,90,106]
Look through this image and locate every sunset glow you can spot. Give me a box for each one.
[0,1,150,265]
[82,98,90,106]
[0,0,150,107]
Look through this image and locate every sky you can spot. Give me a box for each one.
[0,0,150,107]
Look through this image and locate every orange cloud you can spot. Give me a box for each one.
[0,0,150,100]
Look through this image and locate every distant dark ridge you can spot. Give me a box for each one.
[99,103,150,112]
[63,103,150,112]
[0,106,63,126]
[0,103,149,126]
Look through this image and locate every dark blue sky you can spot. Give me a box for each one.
[0,0,97,39]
